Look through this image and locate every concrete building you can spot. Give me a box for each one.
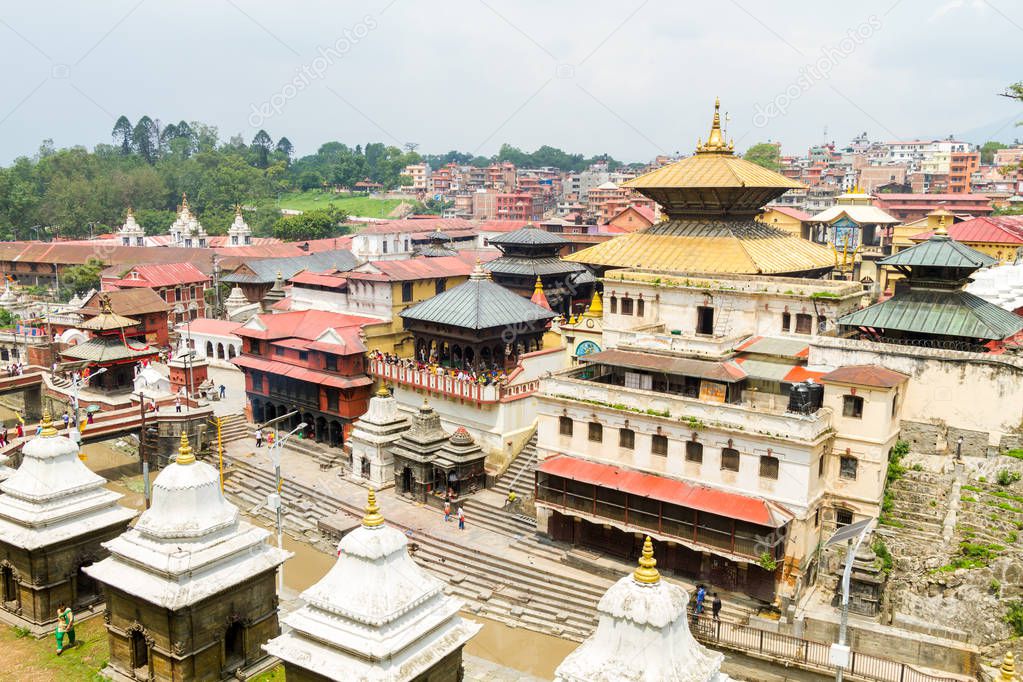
[0,413,135,631]
[86,434,290,681]
[949,151,980,194]
[264,490,479,681]
[401,163,432,192]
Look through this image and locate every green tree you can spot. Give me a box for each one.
[744,142,782,171]
[980,141,1008,164]
[112,115,133,155]
[60,257,105,300]
[271,207,349,242]
[251,129,273,168]
[275,136,294,160]
[132,116,158,163]
[0,308,17,328]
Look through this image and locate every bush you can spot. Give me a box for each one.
[758,552,778,571]
[873,538,893,573]
[997,469,1022,486]
[1006,600,1023,636]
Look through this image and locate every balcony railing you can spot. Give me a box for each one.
[541,371,832,443]
[370,359,539,404]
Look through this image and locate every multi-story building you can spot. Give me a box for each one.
[102,262,211,324]
[871,192,993,223]
[486,162,516,191]
[401,163,432,192]
[496,192,543,221]
[233,309,376,448]
[429,165,455,195]
[949,151,980,194]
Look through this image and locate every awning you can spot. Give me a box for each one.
[232,355,372,389]
[538,455,792,527]
[580,349,746,383]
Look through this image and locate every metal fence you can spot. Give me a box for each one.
[688,614,968,682]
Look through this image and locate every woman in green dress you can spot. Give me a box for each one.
[55,602,75,655]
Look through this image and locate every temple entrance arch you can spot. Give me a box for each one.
[217,343,226,360]
[224,620,245,671]
[74,560,99,608]
[401,467,413,494]
[1,563,17,605]
[129,626,150,678]
[206,341,214,357]
[315,417,327,444]
[329,420,343,448]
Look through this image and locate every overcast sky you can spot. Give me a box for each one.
[1,0,1021,165]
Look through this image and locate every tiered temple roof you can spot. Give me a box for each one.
[566,99,834,276]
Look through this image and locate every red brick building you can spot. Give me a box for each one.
[496,193,543,221]
[232,310,377,448]
[872,193,993,222]
[81,288,171,346]
[102,262,211,324]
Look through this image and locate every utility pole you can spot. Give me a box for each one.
[136,390,152,509]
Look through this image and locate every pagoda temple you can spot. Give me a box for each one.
[413,229,458,257]
[264,490,480,681]
[484,224,595,315]
[566,99,835,277]
[0,412,135,631]
[390,400,488,505]
[555,536,733,682]
[838,216,1023,350]
[86,433,290,681]
[61,294,160,392]
[400,262,557,370]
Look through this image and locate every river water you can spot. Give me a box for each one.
[75,437,578,679]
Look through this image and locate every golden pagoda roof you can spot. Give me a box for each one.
[565,219,836,275]
[624,99,803,194]
[79,293,140,331]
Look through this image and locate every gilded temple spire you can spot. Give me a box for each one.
[633,536,661,584]
[363,489,385,528]
[176,432,196,465]
[696,97,734,155]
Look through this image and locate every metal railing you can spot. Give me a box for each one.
[688,613,966,682]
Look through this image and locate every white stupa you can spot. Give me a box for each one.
[118,207,146,246]
[555,536,733,682]
[226,205,253,246]
[85,432,290,610]
[0,411,136,552]
[0,281,17,307]
[348,386,409,488]
[168,194,208,248]
[264,489,481,681]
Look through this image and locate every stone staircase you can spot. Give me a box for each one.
[492,432,538,498]
[884,469,954,563]
[217,413,250,444]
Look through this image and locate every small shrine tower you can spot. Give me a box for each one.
[86,434,290,681]
[119,208,146,247]
[264,490,480,681]
[347,386,409,488]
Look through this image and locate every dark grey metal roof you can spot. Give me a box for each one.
[488,226,569,247]
[484,256,594,280]
[400,275,557,330]
[222,249,358,284]
[416,245,459,257]
[880,235,996,269]
[838,288,1023,340]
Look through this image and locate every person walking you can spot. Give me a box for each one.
[55,603,75,655]
[255,427,263,448]
[62,411,70,430]
[695,584,707,615]
[15,421,23,440]
[219,384,226,399]
[457,506,465,531]
[712,593,722,622]
[443,500,451,522]
[174,397,182,413]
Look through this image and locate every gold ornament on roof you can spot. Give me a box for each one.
[176,431,195,465]
[376,384,391,398]
[1000,652,1017,681]
[363,489,384,527]
[533,276,544,294]
[695,97,734,155]
[633,536,661,584]
[935,214,949,237]
[39,410,58,438]
[584,289,603,317]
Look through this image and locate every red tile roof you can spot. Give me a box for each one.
[348,256,479,282]
[233,355,372,388]
[910,216,1023,245]
[175,318,243,337]
[766,206,814,222]
[289,271,348,288]
[820,365,909,388]
[538,455,790,527]
[235,310,379,348]
[356,218,475,235]
[477,220,533,233]
[111,262,209,288]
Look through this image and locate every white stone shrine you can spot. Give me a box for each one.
[264,489,480,681]
[348,386,409,489]
[226,205,254,246]
[555,536,733,682]
[118,207,146,246]
[0,412,135,628]
[85,433,290,680]
[168,194,208,248]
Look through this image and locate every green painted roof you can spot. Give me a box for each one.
[400,272,556,330]
[838,289,1023,340]
[880,235,996,269]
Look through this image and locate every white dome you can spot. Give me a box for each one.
[133,433,237,539]
[3,418,102,501]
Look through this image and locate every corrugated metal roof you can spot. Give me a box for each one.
[222,249,358,284]
[838,289,1023,340]
[484,256,594,279]
[565,218,835,274]
[911,216,1023,245]
[111,262,209,287]
[400,276,556,330]
[809,205,900,225]
[820,365,908,388]
[61,338,156,362]
[734,336,810,358]
[538,455,790,527]
[880,235,996,269]
[488,225,569,247]
[624,153,805,191]
[581,349,746,382]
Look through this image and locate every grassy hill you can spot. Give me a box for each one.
[275,191,421,219]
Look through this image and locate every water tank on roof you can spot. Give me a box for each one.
[787,382,811,414]
[806,379,824,412]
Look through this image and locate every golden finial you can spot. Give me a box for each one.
[584,289,603,317]
[99,293,113,314]
[696,97,732,155]
[1000,652,1017,681]
[235,203,243,217]
[935,214,949,237]
[176,431,195,465]
[376,384,391,398]
[363,488,384,527]
[39,410,58,438]
[633,536,661,584]
[126,206,135,218]
[534,276,544,294]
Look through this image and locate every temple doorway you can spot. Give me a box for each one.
[74,563,99,607]
[130,629,149,678]
[224,620,245,670]
[401,467,413,494]
[1,565,16,604]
